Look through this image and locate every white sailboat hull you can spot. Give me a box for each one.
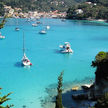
[22,61,32,66]
[0,35,5,39]
[39,30,46,34]
[22,53,32,66]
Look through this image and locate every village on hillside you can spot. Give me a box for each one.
[2,5,66,19]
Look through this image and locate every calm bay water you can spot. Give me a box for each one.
[0,18,108,108]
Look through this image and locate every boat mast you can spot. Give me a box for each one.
[23,32,25,56]
[16,18,18,27]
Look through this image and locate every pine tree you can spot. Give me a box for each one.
[55,72,63,108]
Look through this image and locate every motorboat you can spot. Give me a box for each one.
[46,25,50,30]
[59,42,73,53]
[0,32,5,39]
[32,23,37,27]
[36,17,40,20]
[36,21,41,24]
[0,35,5,39]
[21,33,32,66]
[61,19,66,22]
[15,27,20,31]
[39,30,46,34]
[26,18,31,22]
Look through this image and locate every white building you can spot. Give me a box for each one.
[75,9,83,14]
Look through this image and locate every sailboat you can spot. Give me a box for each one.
[22,32,32,66]
[39,18,47,34]
[15,18,20,31]
[46,17,50,30]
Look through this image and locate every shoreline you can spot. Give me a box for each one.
[66,17,108,24]
[1,15,108,24]
[41,77,94,108]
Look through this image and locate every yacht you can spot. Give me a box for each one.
[39,30,46,34]
[59,42,73,53]
[15,27,20,31]
[61,19,66,22]
[36,21,41,24]
[0,32,5,39]
[22,33,32,66]
[32,23,37,27]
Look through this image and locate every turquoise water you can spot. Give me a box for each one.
[0,18,108,108]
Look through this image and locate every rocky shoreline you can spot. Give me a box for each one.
[40,77,94,108]
[41,52,108,108]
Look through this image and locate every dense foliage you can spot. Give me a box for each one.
[0,15,7,29]
[55,72,63,108]
[0,2,5,16]
[95,92,108,108]
[0,0,86,15]
[92,51,108,84]
[67,0,108,20]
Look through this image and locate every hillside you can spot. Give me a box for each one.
[0,0,86,13]
[67,0,108,20]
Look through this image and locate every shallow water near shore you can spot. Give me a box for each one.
[0,18,108,108]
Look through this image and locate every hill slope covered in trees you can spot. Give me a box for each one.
[0,0,86,14]
[67,0,108,20]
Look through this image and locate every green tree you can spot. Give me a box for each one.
[67,1,108,20]
[0,2,5,16]
[92,52,108,84]
[0,15,7,29]
[95,92,108,108]
[0,0,86,12]
[55,72,63,108]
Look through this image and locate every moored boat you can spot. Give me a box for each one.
[32,23,37,27]
[59,42,73,53]
[46,25,50,30]
[36,21,41,24]
[39,30,46,34]
[15,27,20,31]
[0,32,5,39]
[22,33,32,66]
[61,19,66,22]
[22,53,32,66]
[15,18,20,31]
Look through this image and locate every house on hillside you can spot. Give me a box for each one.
[75,9,83,14]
